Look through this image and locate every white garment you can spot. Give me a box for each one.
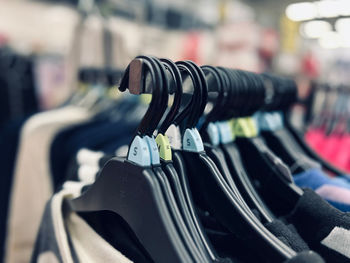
[6,106,91,263]
[35,181,133,263]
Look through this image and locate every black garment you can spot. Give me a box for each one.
[197,207,312,263]
[264,220,309,253]
[80,211,154,263]
[281,188,350,263]
[50,120,136,189]
[0,50,38,126]
[0,118,28,263]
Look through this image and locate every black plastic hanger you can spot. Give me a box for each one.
[198,66,248,203]
[149,56,206,262]
[199,65,225,133]
[155,58,215,262]
[158,58,183,135]
[264,75,333,176]
[258,74,317,174]
[69,56,193,263]
[228,71,303,214]
[173,62,296,262]
[203,67,274,223]
[162,60,221,262]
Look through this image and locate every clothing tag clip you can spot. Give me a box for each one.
[183,128,204,152]
[156,133,172,161]
[128,136,151,166]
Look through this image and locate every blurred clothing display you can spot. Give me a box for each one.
[303,83,350,174]
[1,55,349,263]
[5,106,92,263]
[1,1,350,263]
[306,129,350,173]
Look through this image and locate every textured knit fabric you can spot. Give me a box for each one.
[31,182,133,263]
[283,251,325,263]
[196,206,325,262]
[264,219,310,253]
[6,106,91,263]
[282,188,350,263]
[293,168,350,211]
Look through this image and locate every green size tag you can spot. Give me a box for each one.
[155,133,172,161]
[228,119,236,140]
[233,117,258,138]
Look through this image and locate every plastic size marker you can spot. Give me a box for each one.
[233,117,258,138]
[207,122,220,146]
[145,135,160,165]
[156,133,172,161]
[216,121,234,144]
[128,136,151,166]
[165,124,182,150]
[246,117,258,137]
[183,128,204,152]
[255,112,284,132]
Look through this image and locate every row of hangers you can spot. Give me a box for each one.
[294,81,350,175]
[68,55,335,262]
[304,82,350,136]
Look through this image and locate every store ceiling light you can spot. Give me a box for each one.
[318,31,342,49]
[286,2,317,21]
[337,0,350,16]
[286,0,350,21]
[335,18,350,33]
[316,1,340,18]
[300,20,332,39]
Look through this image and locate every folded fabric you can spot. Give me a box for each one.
[282,188,350,263]
[293,168,350,211]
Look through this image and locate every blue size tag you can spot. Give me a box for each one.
[207,122,220,146]
[145,135,160,165]
[183,128,204,152]
[255,111,284,132]
[216,121,233,144]
[128,136,151,167]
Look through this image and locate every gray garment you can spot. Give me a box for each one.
[321,227,350,259]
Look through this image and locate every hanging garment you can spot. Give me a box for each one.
[255,111,350,211]
[280,188,350,263]
[5,106,92,263]
[32,154,326,263]
[293,168,350,211]
[32,180,326,263]
[31,181,133,263]
[0,117,29,263]
[74,149,322,262]
[305,129,350,173]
